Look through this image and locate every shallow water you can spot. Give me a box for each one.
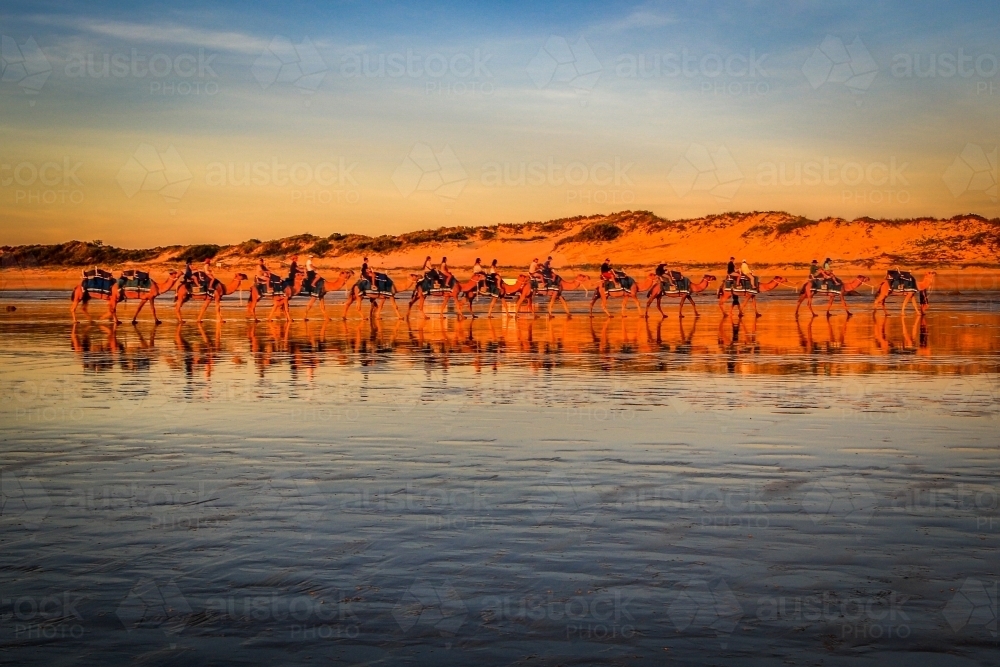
[1,293,999,666]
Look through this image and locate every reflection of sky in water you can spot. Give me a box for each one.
[1,298,998,665]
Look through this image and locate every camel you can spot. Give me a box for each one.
[589,271,656,318]
[532,273,592,317]
[70,269,124,324]
[645,273,716,319]
[302,270,353,321]
[873,270,936,315]
[406,273,483,320]
[248,270,338,322]
[479,274,535,318]
[717,275,789,318]
[175,272,247,323]
[795,274,870,318]
[120,270,181,325]
[343,272,402,320]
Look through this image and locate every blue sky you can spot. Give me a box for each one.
[2,0,998,246]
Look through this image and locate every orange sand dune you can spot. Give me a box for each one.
[2,211,998,292]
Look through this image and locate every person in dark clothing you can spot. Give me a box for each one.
[655,263,667,278]
[726,257,736,277]
[183,260,194,287]
[287,255,300,291]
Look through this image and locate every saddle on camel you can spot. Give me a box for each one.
[176,270,247,323]
[873,269,935,315]
[70,268,123,323]
[344,271,402,319]
[645,270,716,319]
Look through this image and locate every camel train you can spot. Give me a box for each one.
[67,259,935,324]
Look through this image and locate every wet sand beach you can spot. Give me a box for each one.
[1,293,998,665]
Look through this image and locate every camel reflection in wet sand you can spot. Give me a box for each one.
[65,303,981,383]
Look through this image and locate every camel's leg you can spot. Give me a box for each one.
[216,295,225,322]
[559,295,571,317]
[148,298,162,325]
[303,297,314,321]
[825,294,835,316]
[131,298,146,324]
[750,296,760,318]
[719,292,729,314]
[643,293,654,318]
[175,299,185,324]
[487,298,497,318]
[841,292,851,317]
[196,298,211,323]
[390,296,402,318]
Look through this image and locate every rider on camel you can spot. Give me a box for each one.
[439,256,452,287]
[287,254,301,291]
[739,258,755,289]
[819,257,842,288]
[600,258,619,288]
[528,257,543,284]
[304,255,315,291]
[202,258,216,292]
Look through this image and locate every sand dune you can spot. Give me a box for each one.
[1,212,997,293]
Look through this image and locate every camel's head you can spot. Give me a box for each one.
[235,273,248,280]
[773,276,788,284]
[343,269,355,277]
[857,275,870,285]
[704,274,717,282]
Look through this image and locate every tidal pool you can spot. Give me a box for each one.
[2,294,998,665]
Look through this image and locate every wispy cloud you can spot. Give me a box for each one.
[27,16,270,54]
[594,7,678,34]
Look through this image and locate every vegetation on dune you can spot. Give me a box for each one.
[0,240,161,267]
[554,221,623,247]
[2,212,996,268]
[173,244,221,262]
